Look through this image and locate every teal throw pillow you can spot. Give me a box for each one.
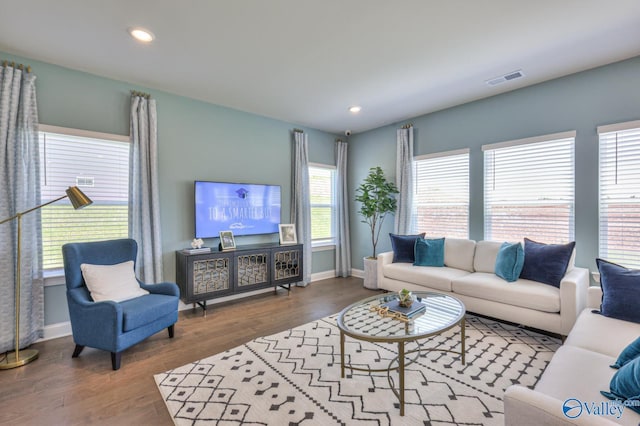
[601,356,640,415]
[495,242,525,282]
[414,237,445,267]
[611,336,640,369]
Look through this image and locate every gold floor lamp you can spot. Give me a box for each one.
[0,186,92,369]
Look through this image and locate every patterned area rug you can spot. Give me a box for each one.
[155,314,560,425]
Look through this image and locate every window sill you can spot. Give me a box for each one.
[312,244,335,252]
[44,268,65,287]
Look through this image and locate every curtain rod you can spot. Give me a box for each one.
[401,123,413,129]
[131,90,151,99]
[1,60,32,73]
[293,128,304,133]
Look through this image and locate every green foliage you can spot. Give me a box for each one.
[355,166,399,258]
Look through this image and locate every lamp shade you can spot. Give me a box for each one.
[66,186,93,209]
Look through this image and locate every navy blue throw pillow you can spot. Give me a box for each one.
[611,336,640,369]
[389,233,425,263]
[601,356,640,415]
[597,258,640,324]
[519,238,575,287]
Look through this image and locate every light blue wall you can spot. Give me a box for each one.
[0,51,338,325]
[349,56,640,275]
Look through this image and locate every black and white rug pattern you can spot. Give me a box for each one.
[155,314,560,425]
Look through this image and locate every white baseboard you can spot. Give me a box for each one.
[40,321,73,342]
[38,269,340,342]
[351,268,364,278]
[311,270,336,282]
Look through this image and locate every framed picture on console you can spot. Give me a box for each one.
[219,230,236,251]
[279,224,297,245]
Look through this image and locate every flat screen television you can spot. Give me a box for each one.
[194,180,281,238]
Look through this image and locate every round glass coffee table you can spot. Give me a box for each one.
[337,292,466,416]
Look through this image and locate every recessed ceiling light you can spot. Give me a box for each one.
[128,27,155,43]
[349,106,362,114]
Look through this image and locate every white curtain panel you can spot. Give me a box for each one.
[0,64,43,352]
[394,126,414,234]
[129,94,163,282]
[291,131,312,286]
[335,140,351,277]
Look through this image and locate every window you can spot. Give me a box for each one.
[483,131,575,244]
[39,125,130,270]
[309,164,336,246]
[413,149,469,238]
[598,121,640,268]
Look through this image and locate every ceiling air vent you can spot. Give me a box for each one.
[486,70,524,87]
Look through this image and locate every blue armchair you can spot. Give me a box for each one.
[62,238,180,370]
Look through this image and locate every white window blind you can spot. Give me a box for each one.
[39,127,130,270]
[309,165,336,246]
[598,122,640,268]
[483,132,575,244]
[413,149,469,238]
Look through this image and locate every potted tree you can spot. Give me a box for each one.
[355,166,399,289]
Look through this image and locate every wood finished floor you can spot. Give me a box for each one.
[0,277,376,425]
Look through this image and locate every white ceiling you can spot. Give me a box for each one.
[1,1,640,134]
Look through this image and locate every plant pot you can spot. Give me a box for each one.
[363,257,378,289]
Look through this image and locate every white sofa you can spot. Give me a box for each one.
[504,286,640,425]
[377,238,589,336]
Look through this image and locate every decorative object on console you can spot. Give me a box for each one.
[413,237,445,267]
[389,233,425,263]
[494,241,524,282]
[0,186,92,370]
[279,223,297,245]
[219,230,236,251]
[519,238,575,287]
[191,238,204,249]
[596,258,640,323]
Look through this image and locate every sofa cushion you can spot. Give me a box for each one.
[442,238,476,272]
[473,240,503,273]
[565,309,640,358]
[597,258,640,323]
[414,237,445,267]
[389,233,425,263]
[383,263,469,292]
[495,242,525,282]
[612,337,640,369]
[533,345,640,425]
[452,272,560,313]
[602,356,640,415]
[120,293,179,332]
[519,238,576,288]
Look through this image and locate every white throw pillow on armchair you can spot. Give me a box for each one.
[81,260,149,302]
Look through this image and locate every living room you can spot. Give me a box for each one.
[1,1,640,425]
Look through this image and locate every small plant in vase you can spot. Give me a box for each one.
[398,289,413,308]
